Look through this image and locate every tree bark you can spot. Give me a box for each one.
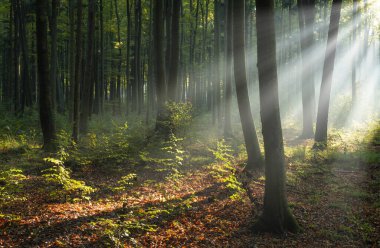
[36,0,57,151]
[232,0,262,170]
[224,0,233,138]
[154,0,167,132]
[314,0,342,145]
[167,0,180,101]
[79,0,95,133]
[298,0,316,138]
[72,0,83,142]
[49,0,59,113]
[253,0,299,233]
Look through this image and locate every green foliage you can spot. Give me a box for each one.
[89,218,156,247]
[0,169,26,207]
[140,133,186,180]
[42,157,95,202]
[111,173,138,192]
[165,101,193,135]
[209,140,244,200]
[209,139,234,165]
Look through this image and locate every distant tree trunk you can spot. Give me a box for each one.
[79,0,95,134]
[213,0,220,124]
[49,0,59,113]
[114,0,122,115]
[224,0,233,138]
[126,0,131,114]
[314,0,342,145]
[36,0,57,151]
[232,0,262,170]
[12,0,20,114]
[6,1,14,112]
[135,0,143,114]
[72,0,83,142]
[351,0,358,106]
[154,0,167,132]
[167,0,180,101]
[298,0,316,138]
[68,0,76,120]
[16,0,32,112]
[253,0,299,233]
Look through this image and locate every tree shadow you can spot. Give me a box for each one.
[9,182,231,247]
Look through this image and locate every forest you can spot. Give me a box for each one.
[0,0,379,247]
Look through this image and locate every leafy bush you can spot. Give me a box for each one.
[111,173,138,192]
[42,157,95,202]
[0,169,26,207]
[209,140,244,200]
[165,101,193,135]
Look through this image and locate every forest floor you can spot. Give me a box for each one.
[0,118,379,247]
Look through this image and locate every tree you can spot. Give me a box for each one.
[315,0,343,145]
[232,0,262,170]
[298,0,316,138]
[36,0,57,151]
[79,0,95,134]
[154,0,167,132]
[253,0,299,233]
[224,0,233,138]
[168,0,180,101]
[351,0,358,106]
[72,0,83,142]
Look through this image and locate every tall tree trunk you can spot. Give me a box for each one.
[232,0,262,170]
[114,0,122,115]
[314,0,342,145]
[12,0,20,114]
[135,0,143,114]
[253,0,299,233]
[72,0,83,142]
[80,0,95,133]
[224,0,233,138]
[16,0,32,112]
[351,0,358,106]
[298,0,316,138]
[68,0,76,120]
[154,0,167,132]
[126,0,131,114]
[49,0,59,113]
[167,0,180,101]
[36,0,57,151]
[213,0,220,124]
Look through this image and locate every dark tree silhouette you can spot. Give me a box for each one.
[232,0,262,170]
[36,0,57,151]
[253,0,299,233]
[315,0,343,145]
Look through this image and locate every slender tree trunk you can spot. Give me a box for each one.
[72,0,83,142]
[36,0,57,151]
[79,0,95,133]
[126,0,131,114]
[351,0,358,106]
[314,0,342,145]
[224,0,233,138]
[135,0,143,114]
[114,0,122,115]
[49,0,59,112]
[68,0,76,120]
[16,0,32,112]
[154,0,167,132]
[232,0,262,170]
[253,0,299,233]
[168,0,180,101]
[298,0,316,138]
[213,0,220,124]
